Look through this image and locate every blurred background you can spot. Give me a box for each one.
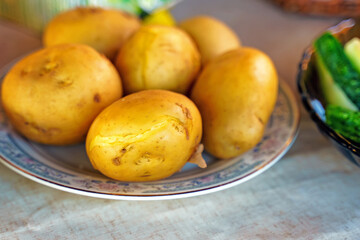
[2,0,360,33]
[0,0,174,32]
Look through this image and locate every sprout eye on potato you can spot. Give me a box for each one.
[86,90,204,182]
[1,43,123,145]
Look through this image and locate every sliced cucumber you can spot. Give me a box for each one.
[345,37,360,74]
[315,50,358,111]
[314,32,360,111]
[326,104,360,143]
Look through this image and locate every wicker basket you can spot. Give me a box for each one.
[272,0,360,16]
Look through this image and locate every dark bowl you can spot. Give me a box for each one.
[297,18,360,166]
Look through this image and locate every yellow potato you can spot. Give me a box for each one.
[179,15,241,65]
[115,25,201,94]
[190,48,278,159]
[43,7,141,60]
[1,44,123,145]
[86,90,203,182]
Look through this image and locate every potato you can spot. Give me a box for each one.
[43,7,141,60]
[86,90,204,182]
[1,44,123,145]
[179,15,241,65]
[115,25,201,94]
[190,48,278,159]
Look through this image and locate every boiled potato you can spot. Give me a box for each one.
[86,90,204,182]
[190,48,278,159]
[115,25,201,94]
[179,15,241,65]
[43,7,141,60]
[1,44,123,145]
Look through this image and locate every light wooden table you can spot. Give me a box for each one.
[1,0,360,239]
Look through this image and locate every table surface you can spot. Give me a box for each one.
[1,0,360,239]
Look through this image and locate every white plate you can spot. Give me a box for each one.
[0,63,299,200]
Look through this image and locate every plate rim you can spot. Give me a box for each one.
[0,134,296,201]
[0,58,300,200]
[0,80,300,201]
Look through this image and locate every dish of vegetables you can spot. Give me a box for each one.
[314,31,360,143]
[298,18,360,166]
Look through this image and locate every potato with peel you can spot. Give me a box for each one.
[43,7,141,60]
[190,48,278,159]
[179,15,241,65]
[86,90,205,182]
[1,44,123,145]
[115,25,201,94]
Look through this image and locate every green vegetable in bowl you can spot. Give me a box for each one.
[314,32,360,111]
[326,105,360,143]
[314,32,360,143]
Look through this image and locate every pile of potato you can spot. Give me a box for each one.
[1,7,278,181]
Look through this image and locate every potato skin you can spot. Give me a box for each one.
[43,7,141,60]
[190,48,278,159]
[86,90,202,182]
[1,44,123,145]
[179,15,241,65]
[115,25,201,94]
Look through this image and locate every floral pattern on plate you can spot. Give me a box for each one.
[0,66,299,200]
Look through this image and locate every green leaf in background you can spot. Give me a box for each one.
[0,0,176,32]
